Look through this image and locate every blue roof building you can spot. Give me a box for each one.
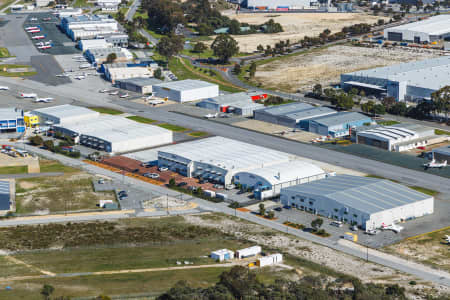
[0,180,11,214]
[308,112,372,138]
[0,108,25,134]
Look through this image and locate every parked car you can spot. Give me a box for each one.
[330,221,343,228]
[225,184,235,190]
[158,166,168,172]
[98,179,105,184]
[213,184,224,189]
[188,186,198,191]
[366,229,379,235]
[132,168,139,173]
[350,225,358,231]
[274,207,282,212]
[144,173,159,179]
[177,182,187,187]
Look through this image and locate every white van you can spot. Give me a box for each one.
[330,221,343,228]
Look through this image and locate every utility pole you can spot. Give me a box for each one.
[366,245,369,262]
[166,194,169,215]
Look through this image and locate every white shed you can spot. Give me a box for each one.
[211,249,234,261]
[257,253,283,267]
[236,246,262,259]
[153,80,219,103]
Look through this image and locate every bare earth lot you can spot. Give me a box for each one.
[225,13,387,52]
[251,45,440,92]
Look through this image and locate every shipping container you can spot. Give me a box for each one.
[276,6,289,11]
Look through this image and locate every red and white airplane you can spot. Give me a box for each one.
[38,45,52,50]
[27,29,41,33]
[25,26,39,31]
[20,93,37,98]
[32,35,46,40]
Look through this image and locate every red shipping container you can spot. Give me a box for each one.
[220,106,229,112]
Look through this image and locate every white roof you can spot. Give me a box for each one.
[237,160,325,185]
[386,15,450,36]
[211,249,233,255]
[357,123,434,143]
[79,39,111,49]
[157,136,292,172]
[0,108,23,120]
[237,245,261,255]
[56,115,171,144]
[32,105,99,124]
[154,79,218,91]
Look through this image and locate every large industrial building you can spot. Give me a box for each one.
[53,115,173,153]
[308,112,371,138]
[280,174,434,230]
[60,15,120,40]
[32,105,99,126]
[153,80,219,103]
[78,39,113,52]
[356,123,439,152]
[234,160,326,200]
[253,102,336,129]
[196,92,266,116]
[116,77,163,94]
[0,108,25,134]
[96,0,121,11]
[244,0,314,10]
[384,15,450,43]
[341,56,450,101]
[154,137,293,185]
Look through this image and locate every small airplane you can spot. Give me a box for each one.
[28,29,41,33]
[42,17,52,21]
[34,97,53,103]
[36,42,44,47]
[109,90,119,95]
[30,17,38,21]
[74,75,86,80]
[444,235,450,244]
[31,35,46,40]
[148,99,165,105]
[38,45,52,50]
[204,113,218,119]
[119,93,129,98]
[0,86,9,90]
[424,159,447,170]
[98,89,109,93]
[20,93,37,98]
[72,55,83,59]
[381,223,403,233]
[25,26,39,30]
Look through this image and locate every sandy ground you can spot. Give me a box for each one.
[252,45,441,92]
[185,214,449,298]
[224,13,388,52]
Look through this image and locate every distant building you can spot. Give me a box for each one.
[211,249,234,261]
[196,91,267,116]
[103,63,154,83]
[116,77,163,94]
[384,15,450,43]
[341,56,450,101]
[245,0,314,10]
[0,108,25,134]
[257,253,283,267]
[253,102,336,129]
[96,0,121,11]
[308,112,372,138]
[104,34,129,48]
[78,39,113,52]
[153,80,219,103]
[0,180,12,216]
[356,123,440,152]
[57,8,83,18]
[35,0,50,7]
[24,112,39,128]
[236,246,261,259]
[60,15,120,40]
[85,48,133,65]
[280,174,434,230]
[432,145,450,162]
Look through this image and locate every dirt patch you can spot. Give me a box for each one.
[18,181,38,190]
[252,45,440,92]
[225,13,388,52]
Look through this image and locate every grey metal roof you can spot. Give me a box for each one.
[357,123,434,142]
[386,15,450,36]
[254,102,313,116]
[0,108,23,120]
[117,77,163,87]
[433,145,450,156]
[282,174,431,214]
[32,105,99,121]
[311,112,370,127]
[0,180,10,211]
[154,79,217,91]
[344,56,450,91]
[285,107,336,121]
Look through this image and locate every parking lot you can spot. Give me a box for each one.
[29,55,71,86]
[23,13,80,55]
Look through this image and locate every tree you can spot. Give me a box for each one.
[382,96,396,110]
[219,266,256,299]
[168,178,176,187]
[313,84,322,96]
[154,68,163,80]
[373,104,386,116]
[211,34,239,64]
[96,296,112,300]
[233,63,241,75]
[156,35,184,61]
[256,44,264,52]
[43,140,54,151]
[311,218,323,232]
[229,201,240,209]
[267,210,275,219]
[228,19,241,35]
[361,100,375,114]
[335,92,354,110]
[249,62,256,78]
[106,53,117,64]
[259,203,265,216]
[193,42,207,53]
[116,10,124,23]
[41,284,54,300]
[432,85,450,121]
[388,102,408,116]
[28,135,43,146]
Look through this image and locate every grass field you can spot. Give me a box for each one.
[39,160,79,173]
[0,47,13,58]
[169,57,244,93]
[410,186,438,196]
[72,0,93,7]
[157,123,188,132]
[435,129,450,136]
[0,256,41,278]
[89,107,123,115]
[188,131,208,137]
[0,165,27,175]
[0,0,15,11]
[126,115,156,124]
[377,120,401,126]
[0,64,37,77]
